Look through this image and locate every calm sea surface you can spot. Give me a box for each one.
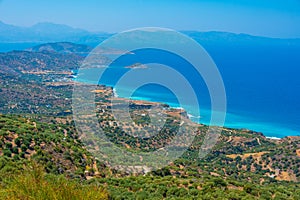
[2,41,299,138]
[76,41,300,138]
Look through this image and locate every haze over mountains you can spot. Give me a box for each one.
[0,21,111,44]
[1,21,300,47]
[1,21,300,138]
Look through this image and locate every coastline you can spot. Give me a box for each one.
[266,136,281,140]
[114,87,300,139]
[74,65,300,139]
[95,83,297,140]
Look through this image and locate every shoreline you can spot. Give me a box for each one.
[104,85,295,140]
[266,136,281,140]
[112,84,300,140]
[74,78,299,139]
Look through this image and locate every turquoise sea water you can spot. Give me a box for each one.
[75,40,300,138]
[80,38,300,138]
[76,54,300,139]
[2,41,299,138]
[126,95,300,138]
[118,85,300,138]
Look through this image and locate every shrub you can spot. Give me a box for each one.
[0,163,108,200]
[3,149,12,157]
[12,146,19,154]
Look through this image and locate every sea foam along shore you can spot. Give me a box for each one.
[113,88,119,98]
[266,136,281,140]
[109,85,281,139]
[75,75,297,139]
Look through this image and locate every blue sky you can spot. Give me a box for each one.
[0,0,299,38]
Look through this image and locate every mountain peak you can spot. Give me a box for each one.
[30,22,88,34]
[32,22,70,28]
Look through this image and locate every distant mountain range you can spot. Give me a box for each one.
[0,21,300,47]
[0,21,111,44]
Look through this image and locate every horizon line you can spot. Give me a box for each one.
[1,20,300,40]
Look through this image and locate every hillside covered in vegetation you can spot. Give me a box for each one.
[0,43,300,199]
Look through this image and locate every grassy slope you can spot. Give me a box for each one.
[1,114,300,199]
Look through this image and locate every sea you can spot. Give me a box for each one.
[2,40,300,138]
[0,42,42,52]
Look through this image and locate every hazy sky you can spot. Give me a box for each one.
[0,0,300,38]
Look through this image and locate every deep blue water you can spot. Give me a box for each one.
[2,41,299,138]
[76,41,300,138]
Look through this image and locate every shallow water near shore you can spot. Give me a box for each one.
[76,65,300,138]
[76,41,300,138]
[123,87,300,138]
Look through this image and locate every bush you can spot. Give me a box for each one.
[12,146,19,154]
[21,144,27,152]
[0,163,108,200]
[5,142,13,149]
[15,138,21,147]
[3,149,12,157]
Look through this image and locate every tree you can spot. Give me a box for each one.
[15,138,21,147]
[12,146,19,154]
[5,142,12,150]
[21,144,27,152]
[3,149,12,157]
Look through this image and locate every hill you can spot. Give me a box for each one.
[1,112,300,199]
[26,42,93,55]
[0,21,111,44]
[1,42,300,199]
[1,21,300,48]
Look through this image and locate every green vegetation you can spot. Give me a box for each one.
[0,163,108,200]
[98,174,300,200]
[1,114,300,199]
[1,48,300,199]
[0,114,96,179]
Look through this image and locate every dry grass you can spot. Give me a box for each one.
[276,171,297,182]
[296,149,300,157]
[0,163,108,200]
[226,151,269,160]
